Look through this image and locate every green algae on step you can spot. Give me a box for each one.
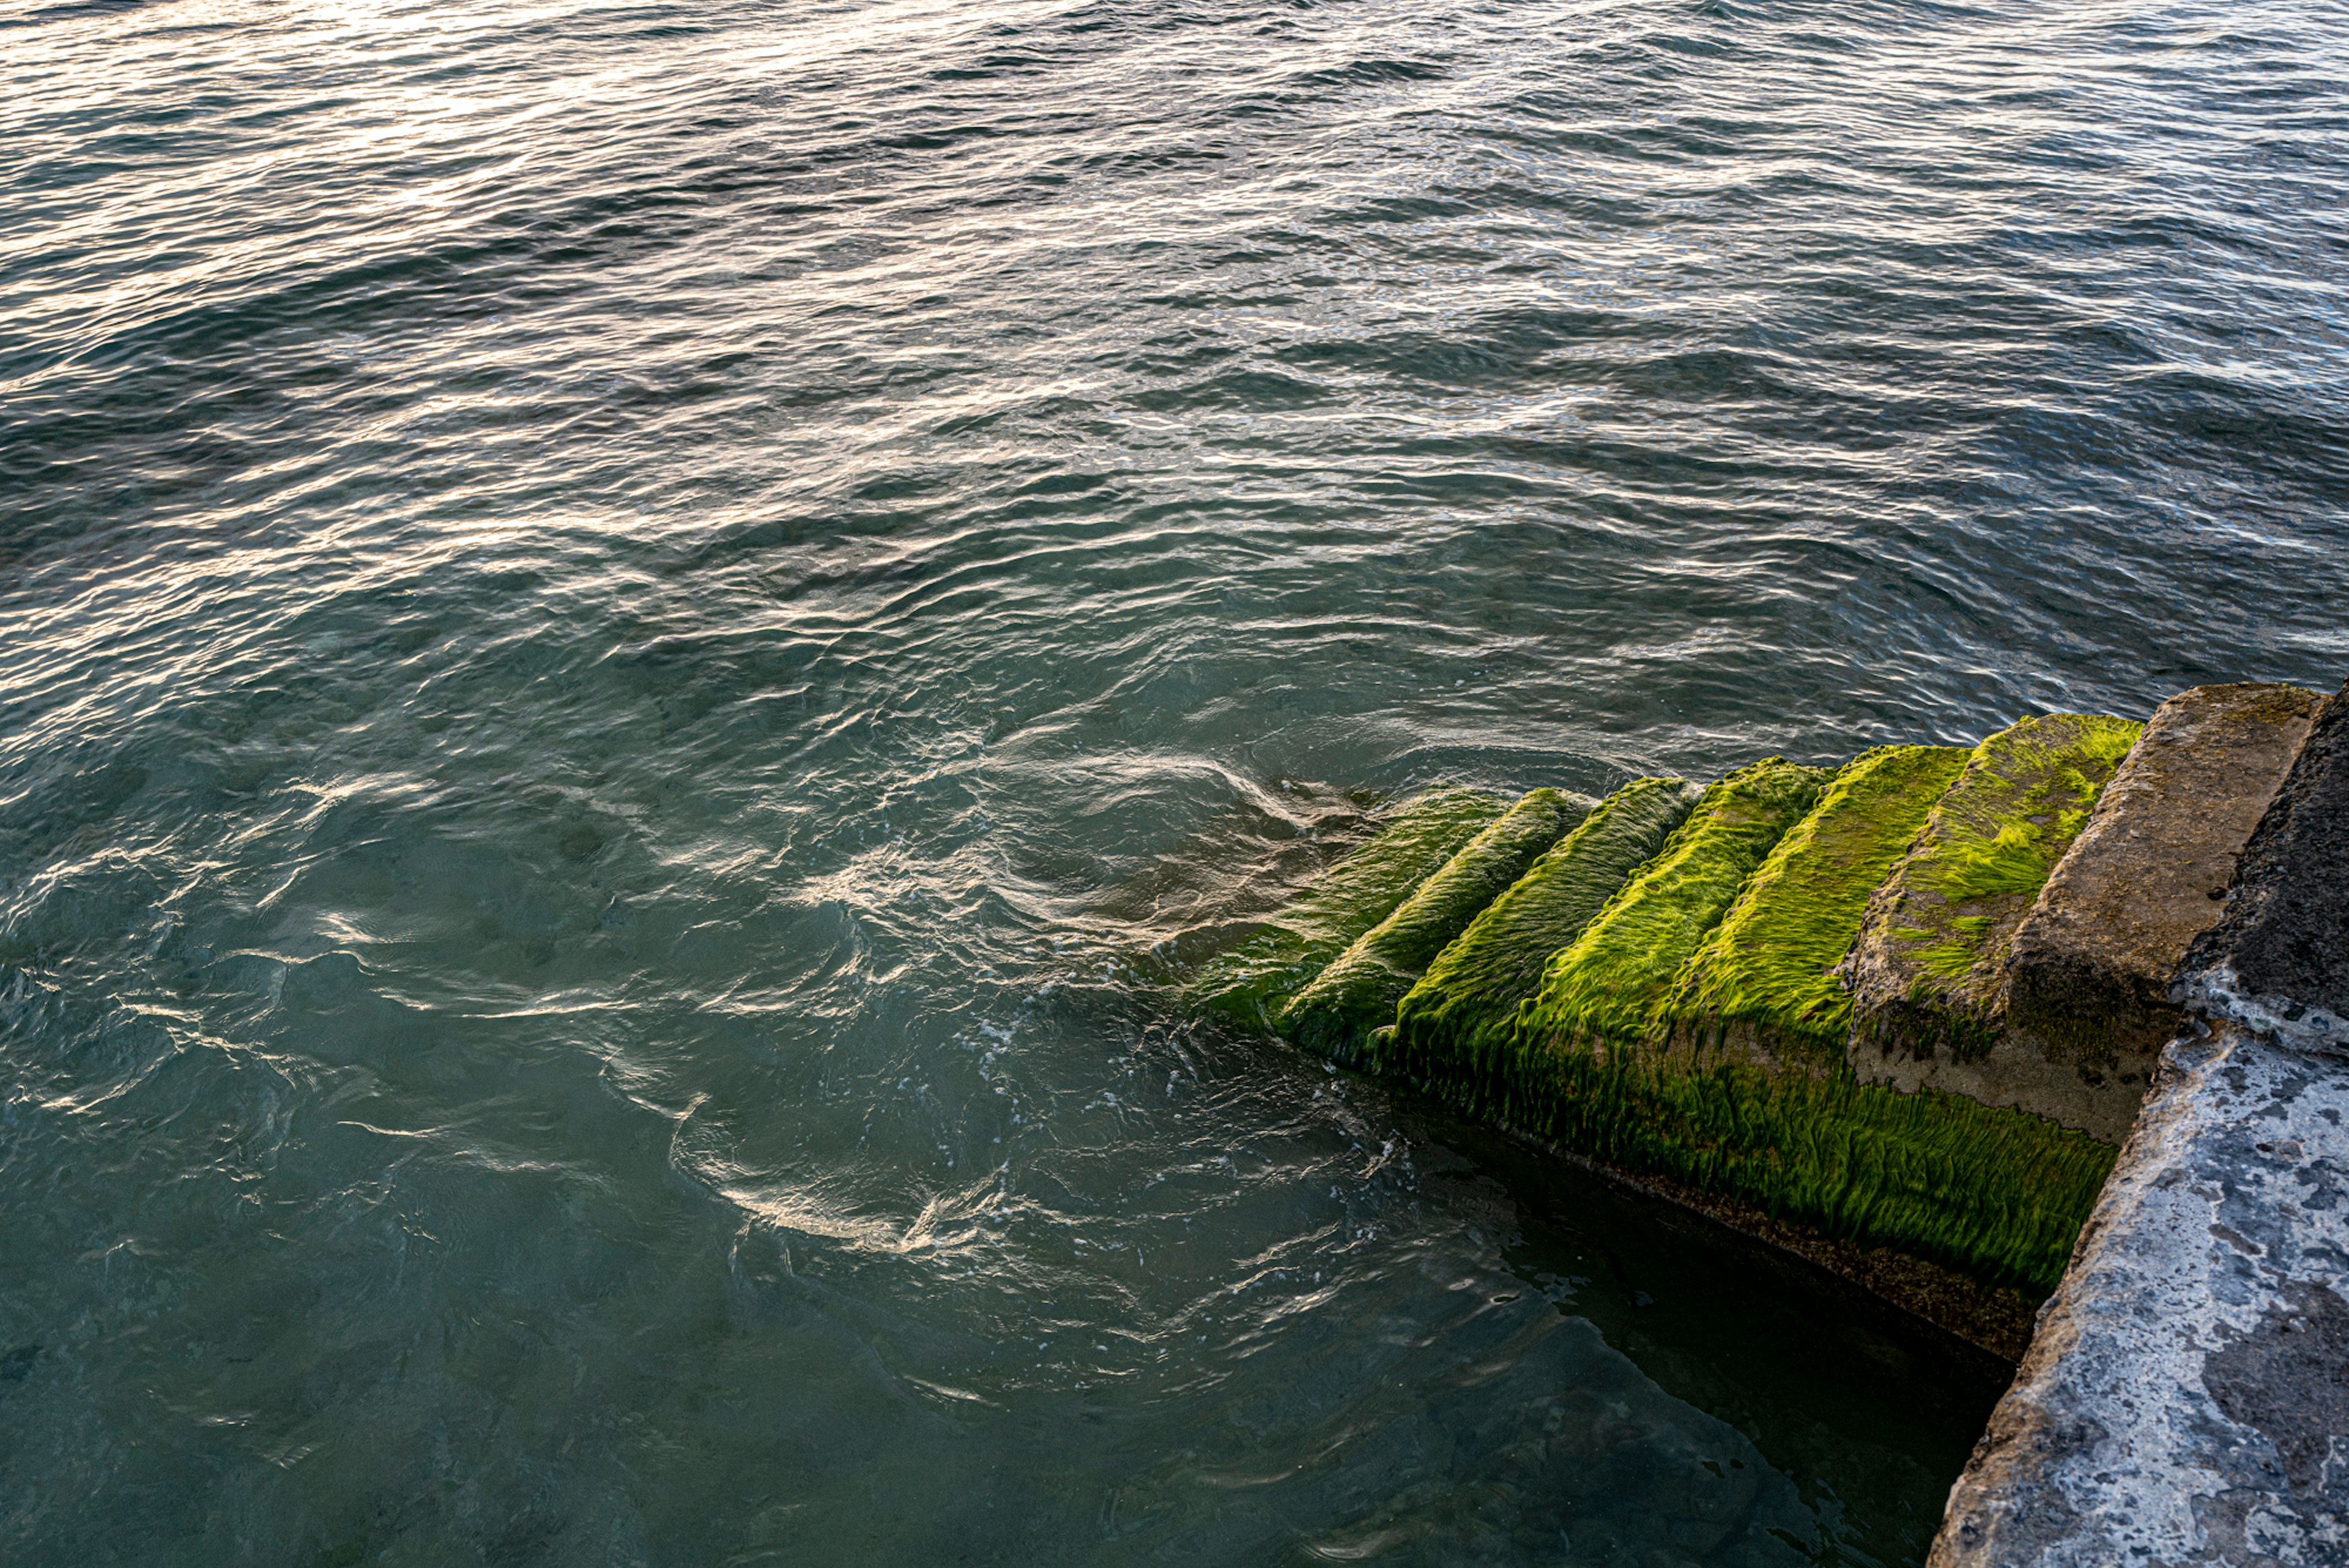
[1841,719,2151,1100]
[1660,745,1972,1068]
[1499,746,2118,1294]
[1844,713,2145,1053]
[1517,758,1831,1052]
[1278,787,1591,1065]
[1490,1050,2117,1295]
[1187,786,1505,1028]
[1371,776,1700,1102]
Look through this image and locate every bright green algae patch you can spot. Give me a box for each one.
[1854,713,2145,1025]
[1371,776,1700,1091]
[1519,759,1832,1050]
[1187,786,1505,1028]
[1279,788,1589,1063]
[1659,745,1971,1064]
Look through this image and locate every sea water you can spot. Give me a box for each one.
[3,0,2344,1561]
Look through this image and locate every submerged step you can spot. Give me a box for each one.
[1187,786,1505,1029]
[1844,713,2147,1142]
[1278,787,1590,1065]
[1373,775,1700,1109]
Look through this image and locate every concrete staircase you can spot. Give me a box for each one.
[1184,677,2349,1561]
[1183,683,2338,1351]
[1932,681,2349,1567]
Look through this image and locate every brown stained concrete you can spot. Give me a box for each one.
[2177,678,2349,1055]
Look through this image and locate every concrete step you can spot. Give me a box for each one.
[1998,682,2325,1129]
[2175,678,2349,1052]
[1844,713,2147,1142]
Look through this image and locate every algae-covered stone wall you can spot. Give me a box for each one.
[1176,688,2315,1327]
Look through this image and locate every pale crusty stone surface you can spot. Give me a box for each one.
[1930,1025,2349,1568]
[2177,679,2349,1057]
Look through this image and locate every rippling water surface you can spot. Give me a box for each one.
[4,0,2346,1561]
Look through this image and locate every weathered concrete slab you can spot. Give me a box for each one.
[2176,678,2349,1056]
[1998,683,2323,1105]
[1930,1024,2349,1567]
[1846,713,2146,1141]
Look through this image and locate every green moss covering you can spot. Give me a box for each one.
[1371,776,1700,1092]
[1517,758,1831,1051]
[1278,788,1589,1063]
[1476,738,2129,1295]
[1178,729,2142,1297]
[1658,744,1972,1065]
[1479,1049,2116,1294]
[1186,786,1505,1028]
[1851,713,2145,1036]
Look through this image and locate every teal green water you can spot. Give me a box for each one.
[3,0,2345,1561]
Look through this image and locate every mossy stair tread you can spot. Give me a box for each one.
[1847,713,2144,1028]
[1373,775,1701,1091]
[1186,786,1505,1027]
[1660,744,1972,1065]
[1279,787,1590,1061]
[1518,757,1833,1052]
